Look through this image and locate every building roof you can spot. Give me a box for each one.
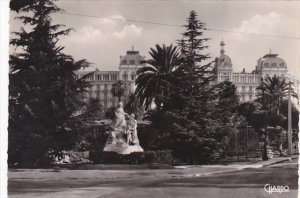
[216,39,233,68]
[120,48,145,65]
[259,52,287,69]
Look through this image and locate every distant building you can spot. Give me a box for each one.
[77,48,145,109]
[214,39,289,102]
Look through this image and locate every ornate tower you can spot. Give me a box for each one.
[215,39,233,82]
[119,47,145,95]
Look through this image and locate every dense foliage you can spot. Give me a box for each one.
[135,44,181,109]
[135,11,241,163]
[111,80,126,102]
[9,0,91,167]
[256,75,297,115]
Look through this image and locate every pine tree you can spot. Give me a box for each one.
[178,10,214,84]
[9,0,90,167]
[161,11,235,163]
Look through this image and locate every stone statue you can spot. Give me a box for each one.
[126,114,139,145]
[104,102,143,154]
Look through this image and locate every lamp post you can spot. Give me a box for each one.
[287,78,292,156]
[261,77,268,160]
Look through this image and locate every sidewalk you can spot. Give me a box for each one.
[8,155,298,181]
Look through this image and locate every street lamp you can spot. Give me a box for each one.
[286,74,300,156]
[287,79,292,156]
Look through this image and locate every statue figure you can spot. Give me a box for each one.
[126,114,139,145]
[105,102,128,146]
[103,102,143,154]
[110,102,128,132]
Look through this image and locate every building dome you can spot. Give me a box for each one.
[120,48,144,65]
[216,39,232,68]
[218,54,232,67]
[260,53,287,69]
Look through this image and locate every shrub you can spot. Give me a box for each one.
[89,150,173,164]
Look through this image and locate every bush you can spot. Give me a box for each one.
[89,150,173,164]
[73,124,110,151]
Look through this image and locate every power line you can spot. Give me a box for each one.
[62,12,300,40]
[63,12,181,27]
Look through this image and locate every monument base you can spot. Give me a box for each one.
[103,144,144,155]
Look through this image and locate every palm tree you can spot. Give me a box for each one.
[135,44,181,109]
[124,93,144,119]
[256,75,297,115]
[111,80,126,102]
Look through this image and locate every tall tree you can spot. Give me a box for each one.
[215,81,240,123]
[135,44,180,109]
[143,11,236,163]
[9,0,90,167]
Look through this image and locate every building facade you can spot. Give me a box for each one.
[77,48,145,109]
[214,40,289,103]
[78,43,298,108]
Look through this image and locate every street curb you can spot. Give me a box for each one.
[183,156,298,178]
[262,156,298,167]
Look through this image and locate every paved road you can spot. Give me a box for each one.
[8,159,298,198]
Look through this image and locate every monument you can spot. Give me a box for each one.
[103,102,144,155]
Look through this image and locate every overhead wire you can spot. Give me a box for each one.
[61,12,300,40]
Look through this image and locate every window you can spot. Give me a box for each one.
[264,63,269,67]
[96,84,100,91]
[129,60,135,65]
[241,76,246,83]
[121,60,127,64]
[111,74,117,81]
[131,72,135,80]
[241,95,245,101]
[272,63,277,67]
[123,72,128,81]
[87,74,94,81]
[249,95,253,100]
[248,77,253,83]
[103,74,109,81]
[233,76,238,82]
[96,74,101,81]
[242,86,245,92]
[104,84,107,91]
[249,86,252,92]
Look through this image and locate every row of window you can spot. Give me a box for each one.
[220,75,260,83]
[232,76,260,83]
[83,74,118,81]
[122,73,136,81]
[121,60,141,65]
[240,94,254,101]
[264,62,285,67]
[239,86,255,93]
[83,73,137,81]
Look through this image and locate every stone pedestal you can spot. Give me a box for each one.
[103,144,144,155]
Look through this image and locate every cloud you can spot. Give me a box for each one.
[113,24,142,39]
[60,14,144,70]
[66,14,142,43]
[208,12,299,75]
[232,12,297,40]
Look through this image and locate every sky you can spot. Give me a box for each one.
[9,0,300,78]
